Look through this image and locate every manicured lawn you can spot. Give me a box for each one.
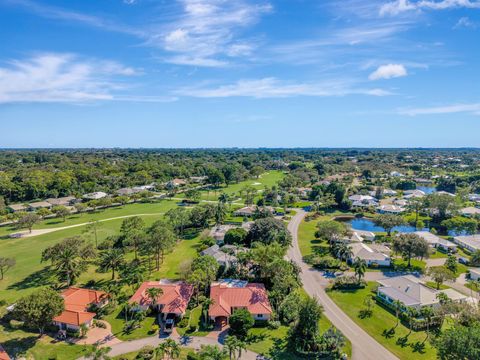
[327,282,437,360]
[393,258,427,273]
[428,250,447,259]
[0,200,178,238]
[177,171,285,202]
[105,307,157,341]
[425,281,450,290]
[176,306,210,337]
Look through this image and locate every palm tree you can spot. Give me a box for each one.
[202,298,215,326]
[421,306,434,344]
[157,339,181,360]
[392,300,403,328]
[99,249,124,280]
[224,336,238,360]
[87,342,111,360]
[235,338,247,360]
[405,307,417,336]
[55,247,83,286]
[214,202,227,225]
[146,287,163,311]
[353,257,367,281]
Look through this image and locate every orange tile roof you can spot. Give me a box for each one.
[129,281,193,314]
[53,287,107,327]
[0,345,10,360]
[209,283,272,318]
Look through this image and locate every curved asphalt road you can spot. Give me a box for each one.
[287,210,398,360]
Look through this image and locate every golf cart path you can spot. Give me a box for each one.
[9,213,165,239]
[287,209,398,360]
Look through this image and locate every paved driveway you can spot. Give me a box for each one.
[287,210,398,360]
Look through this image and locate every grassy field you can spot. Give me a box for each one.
[112,347,193,359]
[327,282,437,360]
[177,171,285,202]
[0,200,179,237]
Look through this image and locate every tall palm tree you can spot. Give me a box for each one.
[157,339,181,360]
[87,342,111,360]
[392,300,403,328]
[202,298,215,326]
[146,287,163,311]
[224,336,238,360]
[99,249,124,280]
[214,202,227,225]
[55,247,83,286]
[353,257,367,281]
[421,306,434,344]
[235,338,247,360]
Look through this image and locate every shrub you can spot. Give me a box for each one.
[94,320,107,329]
[331,275,366,290]
[9,319,24,329]
[268,320,280,329]
[149,324,159,334]
[178,316,189,328]
[135,346,155,359]
[229,308,254,339]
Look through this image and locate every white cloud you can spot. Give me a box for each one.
[454,16,478,28]
[177,77,391,98]
[380,0,480,16]
[0,53,173,104]
[369,64,407,80]
[157,0,272,66]
[399,103,480,115]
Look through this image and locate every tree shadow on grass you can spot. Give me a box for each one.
[411,341,426,354]
[382,327,396,339]
[2,336,38,358]
[7,266,54,291]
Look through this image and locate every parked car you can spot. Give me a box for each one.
[459,257,470,265]
[164,318,174,333]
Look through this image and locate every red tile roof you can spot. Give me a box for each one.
[129,281,193,315]
[0,345,10,360]
[209,283,272,318]
[53,287,107,327]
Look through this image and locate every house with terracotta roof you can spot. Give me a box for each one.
[208,280,272,327]
[129,280,193,320]
[53,287,108,331]
[0,345,10,360]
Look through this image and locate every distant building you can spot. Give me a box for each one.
[83,192,108,200]
[53,287,108,331]
[454,235,480,253]
[460,207,480,217]
[233,206,274,217]
[390,171,405,177]
[377,204,405,214]
[348,243,391,267]
[414,231,457,252]
[403,190,426,199]
[7,204,27,213]
[190,176,208,183]
[166,179,187,189]
[46,196,78,207]
[28,201,53,211]
[377,275,466,310]
[200,244,238,268]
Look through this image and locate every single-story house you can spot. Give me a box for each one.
[453,235,480,253]
[351,199,378,208]
[233,206,274,217]
[166,179,187,188]
[132,184,155,192]
[352,230,376,242]
[377,275,466,311]
[348,243,391,267]
[414,178,433,185]
[468,194,480,203]
[116,188,135,196]
[469,268,480,281]
[46,196,78,207]
[83,192,108,200]
[412,231,457,252]
[53,287,108,331]
[403,190,426,199]
[7,203,27,213]
[461,207,480,217]
[200,244,238,268]
[369,189,397,197]
[0,344,10,360]
[436,191,455,197]
[393,199,409,207]
[348,194,376,202]
[297,187,312,199]
[28,201,53,211]
[190,176,208,183]
[209,224,237,243]
[377,204,405,214]
[129,280,193,319]
[390,171,405,177]
[209,280,272,326]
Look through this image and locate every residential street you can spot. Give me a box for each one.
[287,210,399,360]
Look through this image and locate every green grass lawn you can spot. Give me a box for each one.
[0,200,178,238]
[105,307,157,341]
[425,281,450,290]
[327,282,437,360]
[177,171,285,202]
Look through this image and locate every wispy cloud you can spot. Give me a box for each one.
[0,53,175,104]
[399,102,480,115]
[369,64,408,80]
[155,0,272,67]
[454,16,478,28]
[176,77,391,98]
[380,0,480,16]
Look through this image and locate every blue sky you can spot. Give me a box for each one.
[0,0,479,148]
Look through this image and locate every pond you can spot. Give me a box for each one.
[341,218,426,233]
